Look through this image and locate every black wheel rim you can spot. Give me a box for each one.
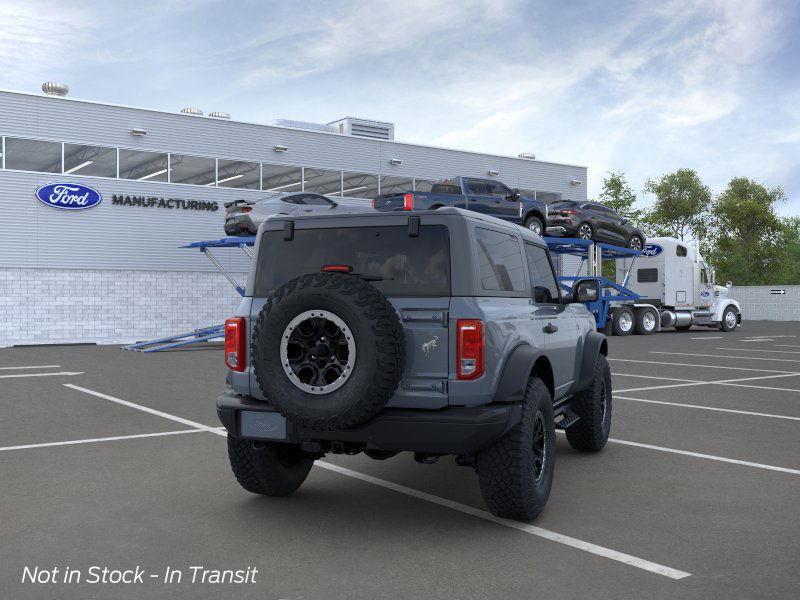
[532,411,547,482]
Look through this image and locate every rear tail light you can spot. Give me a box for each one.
[321,264,353,273]
[560,209,577,215]
[225,318,246,372]
[402,193,414,211]
[371,198,377,209]
[456,319,484,380]
[240,207,252,213]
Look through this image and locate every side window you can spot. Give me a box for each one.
[485,181,511,197]
[466,179,489,195]
[676,245,688,257]
[524,244,560,304]
[474,228,527,292]
[700,268,709,284]
[637,268,658,283]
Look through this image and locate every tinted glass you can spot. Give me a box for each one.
[341,172,379,198]
[217,159,260,189]
[550,200,577,210]
[524,244,560,303]
[430,179,462,194]
[466,179,490,195]
[474,227,526,292]
[638,268,658,283]
[119,149,168,182]
[485,181,511,197]
[170,154,216,186]
[5,138,61,173]
[677,245,688,257]
[263,164,302,193]
[282,193,334,206]
[255,225,450,297]
[536,191,562,204]
[64,144,117,177]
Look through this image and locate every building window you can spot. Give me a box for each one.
[262,164,302,193]
[474,227,526,292]
[119,149,169,182]
[170,154,216,186]
[414,178,436,192]
[217,159,260,189]
[379,175,413,195]
[4,138,61,173]
[63,144,117,177]
[341,172,379,198]
[304,168,342,196]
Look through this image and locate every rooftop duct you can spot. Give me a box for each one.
[329,117,394,141]
[180,107,203,116]
[42,82,69,97]
[518,152,536,160]
[209,111,230,119]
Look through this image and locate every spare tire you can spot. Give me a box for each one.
[251,272,405,430]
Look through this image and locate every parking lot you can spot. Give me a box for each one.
[1,321,799,600]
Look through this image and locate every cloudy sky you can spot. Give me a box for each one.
[1,0,799,212]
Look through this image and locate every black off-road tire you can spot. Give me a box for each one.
[251,272,405,430]
[565,355,612,451]
[611,307,634,336]
[227,435,314,496]
[476,378,556,520]
[524,216,545,236]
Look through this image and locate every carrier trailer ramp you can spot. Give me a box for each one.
[545,236,742,336]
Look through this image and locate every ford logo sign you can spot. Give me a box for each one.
[35,183,102,210]
[701,290,710,297]
[642,244,663,257]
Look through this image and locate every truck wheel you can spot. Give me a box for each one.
[611,307,634,336]
[476,377,555,520]
[565,355,612,451]
[719,306,738,332]
[251,272,405,430]
[633,308,657,335]
[524,216,544,236]
[227,435,313,496]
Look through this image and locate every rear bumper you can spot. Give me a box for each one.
[217,391,521,454]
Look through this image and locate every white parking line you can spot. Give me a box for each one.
[650,351,800,364]
[64,384,223,433]
[615,372,800,393]
[316,461,691,580]
[739,339,773,343]
[716,348,800,354]
[0,371,84,379]
[0,365,61,370]
[62,383,690,579]
[690,336,723,340]
[0,429,203,452]
[612,373,701,383]
[776,345,800,349]
[610,358,797,374]
[615,395,800,422]
[607,437,800,476]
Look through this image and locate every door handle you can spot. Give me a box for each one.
[543,323,559,334]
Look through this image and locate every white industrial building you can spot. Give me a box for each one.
[0,84,588,346]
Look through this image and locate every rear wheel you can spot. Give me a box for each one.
[634,308,657,335]
[524,216,544,236]
[227,436,314,496]
[476,377,555,520]
[576,222,593,240]
[627,235,644,251]
[719,306,738,332]
[611,307,634,336]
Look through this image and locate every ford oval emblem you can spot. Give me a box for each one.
[642,244,663,257]
[35,183,102,210]
[701,290,710,297]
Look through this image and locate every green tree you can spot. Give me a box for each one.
[598,171,643,226]
[642,169,711,241]
[705,178,791,285]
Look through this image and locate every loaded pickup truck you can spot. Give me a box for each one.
[372,177,549,236]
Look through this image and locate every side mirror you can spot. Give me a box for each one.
[573,279,599,303]
[726,281,732,288]
[329,201,339,208]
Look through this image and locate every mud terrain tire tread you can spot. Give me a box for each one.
[227,435,313,496]
[565,355,612,451]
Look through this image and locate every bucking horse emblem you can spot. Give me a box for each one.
[421,336,439,357]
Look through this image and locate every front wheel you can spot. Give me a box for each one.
[627,235,644,251]
[476,377,555,520]
[576,222,593,240]
[227,436,314,496]
[524,216,544,236]
[566,355,612,451]
[719,306,738,332]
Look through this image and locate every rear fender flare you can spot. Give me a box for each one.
[493,343,544,404]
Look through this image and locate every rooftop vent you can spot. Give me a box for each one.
[269,119,337,134]
[42,82,69,97]
[329,117,394,141]
[518,152,536,160]
[209,111,230,119]
[180,107,203,116]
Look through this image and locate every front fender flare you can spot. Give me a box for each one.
[574,331,607,392]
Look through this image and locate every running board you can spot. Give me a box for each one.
[555,407,580,429]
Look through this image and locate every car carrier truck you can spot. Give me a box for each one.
[611,237,742,334]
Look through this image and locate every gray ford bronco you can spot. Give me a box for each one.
[217,208,611,520]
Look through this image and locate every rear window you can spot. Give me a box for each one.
[474,227,526,292]
[254,225,450,297]
[430,179,462,194]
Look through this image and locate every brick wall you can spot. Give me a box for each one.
[0,268,246,347]
[729,286,800,322]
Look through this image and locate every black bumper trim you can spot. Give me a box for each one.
[217,391,521,455]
